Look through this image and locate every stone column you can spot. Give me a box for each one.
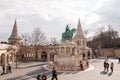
[47,53,50,62]
[39,52,41,60]
[4,54,7,66]
[12,54,15,63]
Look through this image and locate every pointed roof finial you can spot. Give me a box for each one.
[9,18,22,40]
[73,18,85,40]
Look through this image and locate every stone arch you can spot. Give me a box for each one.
[41,51,47,62]
[87,51,90,59]
[77,41,81,45]
[83,52,85,59]
[1,53,6,65]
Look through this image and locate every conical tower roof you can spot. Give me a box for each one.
[73,19,85,40]
[9,19,22,40]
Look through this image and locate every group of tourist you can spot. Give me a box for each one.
[1,64,12,75]
[36,67,58,80]
[37,73,47,80]
[103,61,114,73]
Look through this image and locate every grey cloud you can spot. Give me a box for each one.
[0,0,119,41]
[95,0,120,30]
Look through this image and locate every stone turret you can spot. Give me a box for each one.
[73,19,87,47]
[8,19,23,45]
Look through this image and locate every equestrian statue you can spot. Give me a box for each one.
[62,25,76,42]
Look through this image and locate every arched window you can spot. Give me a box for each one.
[87,51,90,59]
[83,52,85,58]
[50,53,54,61]
[41,52,47,62]
[77,41,81,45]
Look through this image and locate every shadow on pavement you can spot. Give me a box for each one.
[19,63,46,69]
[100,71,113,77]
[108,72,113,76]
[100,71,107,75]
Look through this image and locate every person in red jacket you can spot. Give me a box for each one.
[42,73,47,80]
[80,61,83,71]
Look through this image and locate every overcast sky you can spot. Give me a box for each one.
[0,0,120,41]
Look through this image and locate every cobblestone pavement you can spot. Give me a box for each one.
[0,58,120,80]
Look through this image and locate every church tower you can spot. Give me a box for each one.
[8,19,23,45]
[73,19,87,47]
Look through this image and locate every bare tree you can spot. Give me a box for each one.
[22,33,31,46]
[31,27,46,61]
[50,37,59,45]
[87,25,120,57]
[50,37,59,58]
[88,25,119,49]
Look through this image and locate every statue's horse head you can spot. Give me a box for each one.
[71,28,76,33]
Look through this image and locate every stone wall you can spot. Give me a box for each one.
[101,48,120,57]
[47,60,88,71]
[54,54,82,66]
[47,54,89,71]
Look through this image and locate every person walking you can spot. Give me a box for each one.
[51,67,58,80]
[8,64,12,73]
[2,65,5,75]
[118,57,120,63]
[42,73,47,80]
[106,62,109,72]
[104,61,107,72]
[80,61,83,71]
[37,74,41,80]
[110,62,114,73]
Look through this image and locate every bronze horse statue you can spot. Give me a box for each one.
[62,25,76,42]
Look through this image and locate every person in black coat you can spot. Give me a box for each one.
[2,65,5,75]
[8,64,12,73]
[51,67,58,80]
[106,62,109,72]
[104,61,107,72]
[118,57,120,63]
[37,74,41,80]
[110,62,114,73]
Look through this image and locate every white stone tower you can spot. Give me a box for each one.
[73,19,87,47]
[8,19,23,45]
[73,19,92,59]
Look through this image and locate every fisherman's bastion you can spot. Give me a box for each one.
[0,19,120,80]
[0,18,92,71]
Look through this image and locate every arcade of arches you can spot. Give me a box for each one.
[19,45,57,62]
[0,53,15,65]
[0,44,17,66]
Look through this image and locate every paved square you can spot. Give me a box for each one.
[0,58,120,80]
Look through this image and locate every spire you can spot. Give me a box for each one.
[73,18,85,40]
[9,19,22,40]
